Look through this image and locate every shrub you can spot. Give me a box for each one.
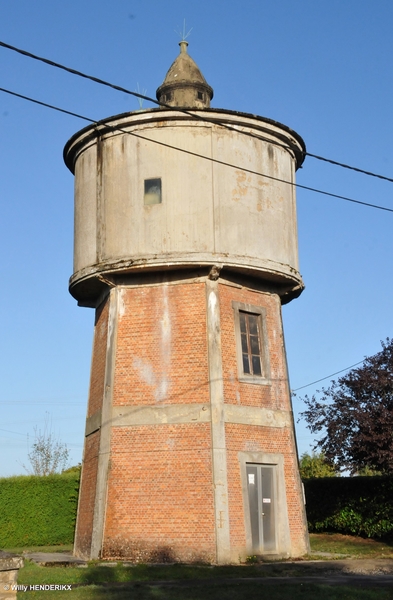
[0,472,79,547]
[304,476,393,539]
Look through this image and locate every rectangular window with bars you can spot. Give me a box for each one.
[232,302,270,384]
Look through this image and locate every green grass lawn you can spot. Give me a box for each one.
[15,558,393,600]
[309,533,393,558]
[8,534,393,600]
[18,582,393,600]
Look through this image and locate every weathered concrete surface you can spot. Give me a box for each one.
[90,289,118,560]
[65,109,305,307]
[0,552,23,600]
[88,404,291,429]
[206,280,231,564]
[23,552,86,566]
[111,404,211,426]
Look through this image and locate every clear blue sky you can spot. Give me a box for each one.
[0,0,392,476]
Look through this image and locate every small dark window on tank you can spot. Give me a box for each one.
[197,91,204,100]
[144,178,162,205]
[164,92,172,102]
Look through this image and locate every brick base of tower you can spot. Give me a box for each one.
[74,274,309,563]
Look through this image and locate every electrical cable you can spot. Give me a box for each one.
[0,400,84,406]
[0,40,306,164]
[1,85,393,214]
[292,359,365,392]
[1,39,393,184]
[305,152,393,183]
[0,428,28,437]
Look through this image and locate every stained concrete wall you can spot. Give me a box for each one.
[64,109,305,306]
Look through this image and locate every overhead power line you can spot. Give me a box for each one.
[0,427,83,448]
[0,428,27,437]
[1,39,393,184]
[305,152,393,183]
[1,85,393,215]
[292,359,365,392]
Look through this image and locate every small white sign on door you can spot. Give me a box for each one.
[248,473,255,484]
[262,498,271,503]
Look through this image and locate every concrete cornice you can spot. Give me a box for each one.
[69,256,304,308]
[64,107,305,173]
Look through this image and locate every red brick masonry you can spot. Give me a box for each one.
[74,278,308,562]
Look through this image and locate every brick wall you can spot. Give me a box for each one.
[219,282,290,411]
[101,283,215,561]
[87,300,109,418]
[75,278,308,561]
[225,424,307,556]
[74,298,109,557]
[218,281,308,557]
[103,423,215,562]
[113,283,209,406]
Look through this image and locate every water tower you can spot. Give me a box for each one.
[64,41,309,563]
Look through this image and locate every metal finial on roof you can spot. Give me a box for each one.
[135,82,147,109]
[179,40,188,54]
[175,18,193,42]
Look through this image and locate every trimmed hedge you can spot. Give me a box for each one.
[0,473,79,547]
[304,476,393,539]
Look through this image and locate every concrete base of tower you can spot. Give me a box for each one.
[73,274,309,563]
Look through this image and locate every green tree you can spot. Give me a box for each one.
[300,339,393,475]
[299,452,338,479]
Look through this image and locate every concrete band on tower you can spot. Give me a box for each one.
[65,41,309,563]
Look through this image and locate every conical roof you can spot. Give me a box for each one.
[156,41,213,109]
